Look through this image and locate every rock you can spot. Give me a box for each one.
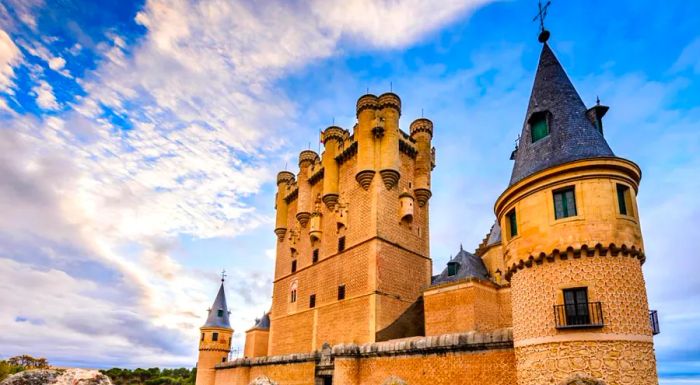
[1,369,112,385]
[249,375,278,385]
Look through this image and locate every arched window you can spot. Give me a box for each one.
[290,280,298,303]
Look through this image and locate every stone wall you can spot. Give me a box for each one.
[423,279,511,336]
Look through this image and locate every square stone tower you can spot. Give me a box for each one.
[268,93,435,355]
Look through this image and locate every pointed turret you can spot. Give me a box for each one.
[196,277,233,385]
[509,42,614,185]
[203,281,231,328]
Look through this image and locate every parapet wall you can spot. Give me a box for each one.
[215,329,514,385]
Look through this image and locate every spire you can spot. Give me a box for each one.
[203,281,232,329]
[509,42,614,185]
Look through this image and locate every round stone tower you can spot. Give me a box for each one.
[496,39,658,385]
[195,278,233,385]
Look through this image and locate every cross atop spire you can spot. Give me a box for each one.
[220,269,227,282]
[532,0,552,43]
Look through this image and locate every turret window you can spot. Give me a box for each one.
[506,209,518,237]
[553,187,577,219]
[529,111,550,142]
[617,184,632,216]
[212,332,219,342]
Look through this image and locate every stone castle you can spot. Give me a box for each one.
[194,32,660,385]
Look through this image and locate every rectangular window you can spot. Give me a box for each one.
[338,285,346,300]
[309,294,316,308]
[530,112,549,142]
[312,249,319,263]
[617,184,631,215]
[507,209,518,237]
[217,309,223,317]
[291,260,297,273]
[338,236,346,252]
[212,332,219,342]
[553,187,577,219]
[447,262,458,277]
[563,287,590,326]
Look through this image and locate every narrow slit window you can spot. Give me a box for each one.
[312,249,319,263]
[338,236,346,252]
[201,333,204,341]
[617,184,632,216]
[529,111,550,142]
[553,187,577,219]
[338,284,346,300]
[291,260,297,273]
[506,209,518,237]
[290,289,297,303]
[309,294,316,308]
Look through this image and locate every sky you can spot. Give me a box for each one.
[0,0,698,382]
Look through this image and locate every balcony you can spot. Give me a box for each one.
[650,310,660,335]
[554,302,604,329]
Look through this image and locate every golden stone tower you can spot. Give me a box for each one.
[195,279,233,385]
[267,93,435,355]
[496,36,658,384]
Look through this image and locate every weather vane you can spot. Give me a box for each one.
[221,269,227,282]
[532,0,552,43]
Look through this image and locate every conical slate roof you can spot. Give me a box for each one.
[203,282,231,329]
[252,312,270,330]
[432,244,489,285]
[509,43,613,185]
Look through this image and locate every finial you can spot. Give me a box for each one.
[460,243,464,251]
[421,108,424,117]
[220,269,227,282]
[366,87,369,94]
[596,95,601,105]
[390,81,393,92]
[532,0,552,43]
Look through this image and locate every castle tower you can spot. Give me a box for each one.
[496,37,658,384]
[267,92,434,355]
[195,279,233,385]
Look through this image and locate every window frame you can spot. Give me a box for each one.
[506,208,518,238]
[338,236,346,252]
[529,111,550,143]
[616,183,633,216]
[563,287,590,326]
[337,284,346,300]
[553,187,577,220]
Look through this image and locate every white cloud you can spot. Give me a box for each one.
[312,0,492,48]
[48,56,66,71]
[32,79,59,109]
[0,29,22,93]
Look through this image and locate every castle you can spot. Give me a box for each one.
[194,30,660,385]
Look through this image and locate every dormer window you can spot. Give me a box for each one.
[447,261,459,277]
[529,111,550,142]
[217,309,224,317]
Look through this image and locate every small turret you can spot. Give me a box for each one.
[321,126,345,209]
[410,118,434,207]
[378,92,401,190]
[296,150,319,227]
[355,94,379,190]
[274,171,295,241]
[195,277,233,385]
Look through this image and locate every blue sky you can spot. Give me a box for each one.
[0,0,698,382]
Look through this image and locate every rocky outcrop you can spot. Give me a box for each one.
[1,369,112,385]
